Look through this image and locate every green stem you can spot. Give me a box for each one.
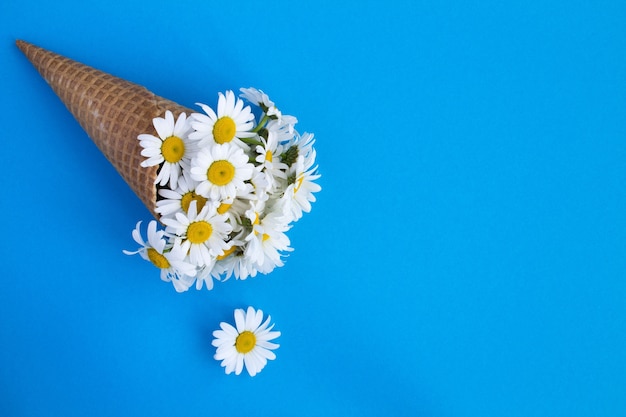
[252,114,269,133]
[240,136,263,146]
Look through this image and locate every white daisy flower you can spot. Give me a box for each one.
[294,131,317,159]
[244,207,292,269]
[239,87,297,131]
[190,90,256,148]
[232,168,269,203]
[214,196,246,234]
[155,174,207,218]
[123,221,197,285]
[192,233,244,285]
[255,131,288,191]
[265,119,298,142]
[279,131,316,167]
[207,237,257,280]
[190,143,254,200]
[278,114,298,134]
[138,110,194,189]
[212,307,280,376]
[279,134,321,222]
[239,87,274,112]
[161,201,232,267]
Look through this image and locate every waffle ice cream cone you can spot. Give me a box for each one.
[16,40,193,219]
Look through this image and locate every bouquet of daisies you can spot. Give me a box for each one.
[123,88,320,292]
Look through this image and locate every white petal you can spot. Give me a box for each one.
[153,116,172,139]
[244,354,258,377]
[235,354,244,375]
[220,322,239,337]
[255,346,277,361]
[234,309,246,333]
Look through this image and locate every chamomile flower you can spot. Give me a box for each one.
[161,201,232,267]
[193,235,240,286]
[293,131,317,160]
[255,131,288,191]
[190,143,254,200]
[278,114,298,133]
[233,168,269,202]
[213,196,245,235]
[240,87,297,130]
[244,207,292,268]
[280,137,321,222]
[123,221,197,284]
[190,90,255,148]
[155,174,207,218]
[278,131,315,169]
[212,307,280,376]
[138,110,193,189]
[239,87,274,112]
[206,237,255,280]
[266,118,298,142]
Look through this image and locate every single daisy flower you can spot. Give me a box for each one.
[190,90,256,148]
[155,174,208,218]
[213,196,246,235]
[209,236,257,280]
[278,131,316,169]
[265,118,298,143]
[293,131,317,160]
[138,110,194,189]
[233,168,269,202]
[161,201,232,268]
[239,87,275,112]
[212,307,280,376]
[123,221,197,283]
[183,234,241,290]
[239,87,297,131]
[244,207,292,269]
[255,131,288,191]
[279,135,321,222]
[190,143,254,201]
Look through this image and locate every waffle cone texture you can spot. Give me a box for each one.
[16,40,193,219]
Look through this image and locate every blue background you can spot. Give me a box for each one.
[1,1,625,416]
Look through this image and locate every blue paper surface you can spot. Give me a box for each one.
[1,1,625,416]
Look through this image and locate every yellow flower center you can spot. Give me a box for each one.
[265,150,273,162]
[213,117,236,144]
[262,233,270,241]
[235,330,256,354]
[181,191,207,213]
[294,176,304,194]
[147,248,170,269]
[207,160,235,186]
[217,202,232,215]
[161,136,185,163]
[187,221,213,244]
[217,245,237,260]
